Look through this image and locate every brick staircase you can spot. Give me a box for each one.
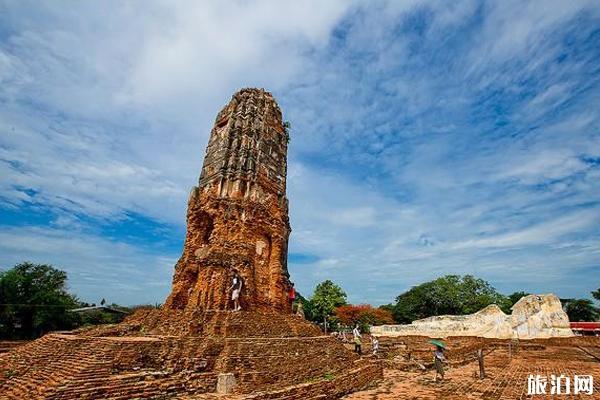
[242,360,381,400]
[200,310,322,338]
[0,335,113,398]
[0,335,223,399]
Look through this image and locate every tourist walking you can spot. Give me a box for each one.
[353,324,362,355]
[230,269,243,311]
[433,344,446,382]
[371,336,379,356]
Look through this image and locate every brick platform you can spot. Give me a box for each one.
[76,309,323,338]
[0,312,382,399]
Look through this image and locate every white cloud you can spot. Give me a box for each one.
[466,0,597,74]
[122,1,351,109]
[330,207,377,227]
[450,210,600,250]
[1,1,599,306]
[0,1,353,223]
[0,226,175,305]
[496,149,588,184]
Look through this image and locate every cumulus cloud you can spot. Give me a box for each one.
[0,0,352,223]
[1,0,599,305]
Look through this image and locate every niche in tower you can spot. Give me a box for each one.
[190,210,214,252]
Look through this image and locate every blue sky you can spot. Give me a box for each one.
[1,1,599,306]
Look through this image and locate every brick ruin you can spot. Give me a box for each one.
[0,88,382,399]
[166,88,292,313]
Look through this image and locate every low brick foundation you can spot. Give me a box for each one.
[0,312,383,399]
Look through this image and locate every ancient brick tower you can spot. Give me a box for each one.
[165,88,292,313]
[0,89,382,399]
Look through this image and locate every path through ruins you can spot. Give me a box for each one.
[343,341,600,399]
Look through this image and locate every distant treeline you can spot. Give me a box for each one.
[299,276,599,333]
[1,262,598,340]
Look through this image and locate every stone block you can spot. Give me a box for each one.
[217,372,237,394]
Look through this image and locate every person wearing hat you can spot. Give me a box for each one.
[433,344,446,382]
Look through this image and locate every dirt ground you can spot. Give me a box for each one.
[343,342,600,399]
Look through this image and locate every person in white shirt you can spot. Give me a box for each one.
[230,269,243,311]
[352,324,362,355]
[371,336,379,356]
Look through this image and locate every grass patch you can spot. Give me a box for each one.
[323,371,335,381]
[3,369,17,378]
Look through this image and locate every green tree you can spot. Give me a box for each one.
[393,275,507,323]
[283,121,291,143]
[507,291,529,305]
[0,262,80,339]
[564,299,599,322]
[592,288,600,302]
[310,280,347,330]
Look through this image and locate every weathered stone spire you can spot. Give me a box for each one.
[198,88,288,203]
[165,88,292,313]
